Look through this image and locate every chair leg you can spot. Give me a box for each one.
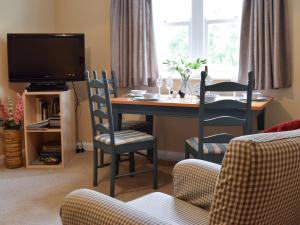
[146,115,154,162]
[115,154,120,176]
[185,150,190,159]
[93,147,98,187]
[185,143,190,159]
[152,140,158,189]
[147,148,153,163]
[99,150,104,166]
[129,152,135,177]
[110,154,116,197]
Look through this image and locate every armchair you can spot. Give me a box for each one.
[61,129,300,225]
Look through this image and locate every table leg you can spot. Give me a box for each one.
[146,115,154,135]
[112,105,122,131]
[257,109,266,131]
[145,115,154,162]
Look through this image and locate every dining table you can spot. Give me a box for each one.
[111,95,272,132]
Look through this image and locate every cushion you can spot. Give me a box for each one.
[210,129,300,225]
[263,119,300,133]
[186,137,228,154]
[95,130,153,145]
[173,159,221,210]
[60,189,172,225]
[127,192,209,225]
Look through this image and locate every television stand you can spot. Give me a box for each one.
[26,83,68,92]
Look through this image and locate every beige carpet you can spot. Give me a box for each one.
[0,152,175,225]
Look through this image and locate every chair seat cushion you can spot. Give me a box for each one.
[127,192,209,225]
[186,137,228,154]
[95,130,154,145]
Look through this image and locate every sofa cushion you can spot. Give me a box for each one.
[263,119,300,133]
[210,129,300,225]
[127,192,209,225]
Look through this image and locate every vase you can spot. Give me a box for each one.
[3,129,23,169]
[179,78,191,98]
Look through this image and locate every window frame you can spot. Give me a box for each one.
[153,0,242,80]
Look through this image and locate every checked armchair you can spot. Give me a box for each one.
[61,129,300,224]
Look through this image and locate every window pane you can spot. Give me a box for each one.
[204,0,243,20]
[207,22,240,79]
[153,0,192,23]
[167,25,189,59]
[153,0,192,76]
[156,25,190,75]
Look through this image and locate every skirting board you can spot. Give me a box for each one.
[0,155,4,165]
[81,142,184,161]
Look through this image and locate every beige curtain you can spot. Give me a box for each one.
[111,0,158,88]
[238,0,291,90]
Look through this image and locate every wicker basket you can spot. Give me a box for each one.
[3,129,23,169]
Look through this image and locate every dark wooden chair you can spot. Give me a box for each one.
[185,71,254,164]
[92,70,153,166]
[87,70,158,197]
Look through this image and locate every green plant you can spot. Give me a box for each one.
[163,58,207,80]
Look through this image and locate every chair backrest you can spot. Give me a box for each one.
[210,130,300,224]
[86,70,116,146]
[198,71,254,152]
[92,70,119,97]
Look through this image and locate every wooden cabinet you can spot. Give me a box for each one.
[23,90,76,168]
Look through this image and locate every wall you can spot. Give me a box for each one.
[263,0,300,128]
[0,0,56,155]
[46,0,300,159]
[54,0,111,144]
[0,0,299,159]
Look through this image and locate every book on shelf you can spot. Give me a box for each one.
[40,152,61,160]
[49,116,61,128]
[39,143,61,162]
[36,98,43,121]
[35,96,60,122]
[27,119,50,129]
[42,143,61,153]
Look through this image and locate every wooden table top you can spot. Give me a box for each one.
[111,95,273,111]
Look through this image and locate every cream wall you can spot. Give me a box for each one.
[263,0,300,128]
[0,0,299,158]
[53,0,300,158]
[54,0,111,144]
[0,0,56,155]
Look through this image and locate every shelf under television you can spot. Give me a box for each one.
[27,157,63,169]
[26,128,61,133]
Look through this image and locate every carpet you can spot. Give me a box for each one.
[0,152,175,225]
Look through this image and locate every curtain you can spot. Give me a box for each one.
[238,0,291,90]
[111,0,158,88]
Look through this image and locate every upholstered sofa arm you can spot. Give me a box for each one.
[173,159,221,210]
[60,189,172,225]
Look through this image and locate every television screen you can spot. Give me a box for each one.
[7,33,85,82]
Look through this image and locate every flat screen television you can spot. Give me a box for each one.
[7,33,85,91]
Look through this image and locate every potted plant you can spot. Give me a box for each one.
[0,93,24,169]
[163,58,207,98]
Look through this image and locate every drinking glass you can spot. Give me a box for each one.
[156,76,163,96]
[165,76,173,99]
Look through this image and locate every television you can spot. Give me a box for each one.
[7,33,85,91]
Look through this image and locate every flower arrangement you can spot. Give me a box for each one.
[0,93,24,130]
[163,58,207,81]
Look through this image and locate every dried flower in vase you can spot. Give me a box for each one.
[0,93,24,130]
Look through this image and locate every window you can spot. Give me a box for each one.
[153,0,243,80]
